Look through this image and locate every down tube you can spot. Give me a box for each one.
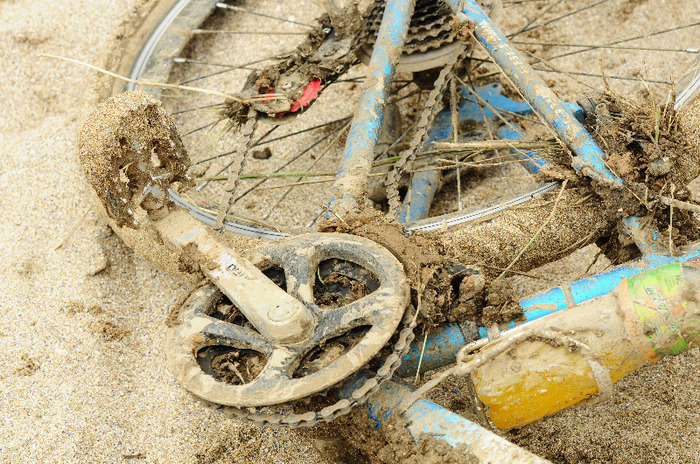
[327,0,416,217]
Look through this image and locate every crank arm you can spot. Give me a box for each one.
[78,91,314,345]
[153,208,314,344]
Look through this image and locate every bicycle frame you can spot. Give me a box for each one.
[324,0,700,372]
[321,0,700,460]
[328,0,621,220]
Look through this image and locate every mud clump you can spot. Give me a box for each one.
[222,13,362,125]
[77,91,193,228]
[587,92,700,250]
[88,319,130,341]
[315,272,372,309]
[593,92,699,187]
[319,209,453,327]
[65,301,103,315]
[449,16,477,42]
[448,273,523,326]
[15,354,41,377]
[481,280,524,326]
[319,209,529,327]
[251,147,272,160]
[209,349,266,385]
[449,272,485,322]
[303,410,477,464]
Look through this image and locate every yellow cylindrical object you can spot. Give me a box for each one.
[471,262,700,430]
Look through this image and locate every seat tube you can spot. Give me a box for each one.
[327,0,417,218]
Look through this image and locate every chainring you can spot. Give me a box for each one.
[167,235,416,427]
[200,298,416,428]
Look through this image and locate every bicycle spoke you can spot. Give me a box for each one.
[175,56,274,86]
[193,29,309,36]
[134,0,700,234]
[261,123,350,220]
[513,41,699,55]
[195,117,350,195]
[232,122,350,203]
[172,103,225,115]
[216,3,321,30]
[194,125,280,166]
[533,22,700,64]
[196,125,280,191]
[509,0,564,39]
[260,116,352,146]
[532,67,671,85]
[182,120,220,137]
[510,0,611,39]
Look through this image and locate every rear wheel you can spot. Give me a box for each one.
[113,0,700,239]
[108,1,537,237]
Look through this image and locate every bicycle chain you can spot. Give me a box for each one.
[215,108,258,230]
[202,304,418,428]
[385,43,473,219]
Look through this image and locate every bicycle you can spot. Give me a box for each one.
[77,0,700,461]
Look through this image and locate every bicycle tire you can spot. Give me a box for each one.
[111,0,700,240]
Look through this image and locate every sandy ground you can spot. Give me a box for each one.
[1,1,699,463]
[0,1,325,462]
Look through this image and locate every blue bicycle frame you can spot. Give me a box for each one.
[328,0,621,220]
[116,1,700,460]
[326,1,700,459]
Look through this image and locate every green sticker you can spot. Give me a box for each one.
[628,263,683,299]
[627,263,689,356]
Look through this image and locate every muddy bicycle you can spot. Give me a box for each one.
[78,0,700,462]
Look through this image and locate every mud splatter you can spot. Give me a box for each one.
[88,319,130,341]
[77,91,193,228]
[15,257,42,278]
[222,13,362,126]
[15,354,41,377]
[65,301,103,315]
[449,16,477,42]
[319,208,452,326]
[315,272,371,309]
[587,91,700,250]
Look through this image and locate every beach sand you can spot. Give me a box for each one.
[0,1,698,463]
[0,1,324,462]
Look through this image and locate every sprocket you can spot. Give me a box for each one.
[166,233,415,426]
